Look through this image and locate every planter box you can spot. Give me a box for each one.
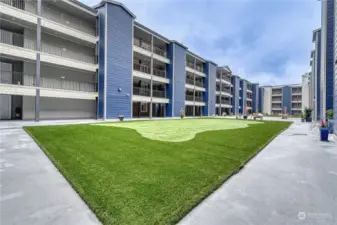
[243,115,248,120]
[320,127,329,141]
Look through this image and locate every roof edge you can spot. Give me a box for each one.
[94,0,136,18]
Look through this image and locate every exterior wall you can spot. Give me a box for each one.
[334,0,337,134]
[258,87,263,113]
[97,6,105,118]
[282,86,291,114]
[240,80,247,114]
[262,87,272,114]
[302,74,310,111]
[166,44,174,116]
[231,76,240,115]
[316,30,322,120]
[22,96,95,120]
[171,43,187,116]
[326,0,335,113]
[104,3,133,119]
[252,83,259,113]
[206,62,217,116]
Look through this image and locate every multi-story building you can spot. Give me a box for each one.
[259,84,302,116]
[0,0,98,120]
[320,0,335,119]
[215,66,232,116]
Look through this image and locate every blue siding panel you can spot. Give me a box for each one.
[166,44,174,117]
[326,0,335,112]
[282,86,291,114]
[252,83,259,113]
[172,43,186,116]
[231,77,240,115]
[97,7,105,119]
[258,87,263,113]
[206,62,217,116]
[316,30,322,120]
[105,3,133,119]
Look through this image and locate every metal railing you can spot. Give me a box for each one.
[185,95,194,101]
[195,96,204,102]
[133,62,150,74]
[272,97,282,102]
[153,68,166,78]
[196,65,204,73]
[221,88,231,93]
[186,78,194,85]
[152,90,166,98]
[272,92,282,95]
[133,37,151,52]
[153,46,167,57]
[195,81,204,87]
[217,100,230,105]
[0,70,97,92]
[1,0,96,36]
[186,61,194,69]
[133,86,150,96]
[0,29,96,64]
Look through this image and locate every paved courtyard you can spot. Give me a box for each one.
[178,121,337,225]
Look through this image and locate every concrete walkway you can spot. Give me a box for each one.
[0,127,101,225]
[179,121,337,225]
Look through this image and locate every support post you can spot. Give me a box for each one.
[35,0,41,122]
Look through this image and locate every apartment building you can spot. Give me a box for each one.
[0,0,98,120]
[259,84,302,116]
[0,0,264,120]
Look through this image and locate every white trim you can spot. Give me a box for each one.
[186,52,206,63]
[61,0,97,16]
[104,4,108,120]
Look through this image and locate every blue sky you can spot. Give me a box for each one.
[81,0,320,85]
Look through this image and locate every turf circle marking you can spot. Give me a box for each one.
[93,119,262,142]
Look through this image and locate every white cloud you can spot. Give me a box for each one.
[81,0,320,85]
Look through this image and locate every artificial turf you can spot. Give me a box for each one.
[25,119,291,225]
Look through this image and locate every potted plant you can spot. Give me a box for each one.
[300,112,305,122]
[180,109,184,119]
[319,120,329,141]
[326,109,334,134]
[304,107,313,122]
[243,107,248,119]
[118,115,124,121]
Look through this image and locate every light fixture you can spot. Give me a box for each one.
[61,76,65,79]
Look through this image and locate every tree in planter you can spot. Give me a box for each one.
[300,111,305,122]
[304,107,313,122]
[326,109,334,134]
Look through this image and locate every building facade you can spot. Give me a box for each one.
[259,84,302,116]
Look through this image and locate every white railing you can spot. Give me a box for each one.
[0,70,97,92]
[152,90,166,98]
[0,29,96,64]
[133,62,150,74]
[153,68,166,78]
[133,37,151,51]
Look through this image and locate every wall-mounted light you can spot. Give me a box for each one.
[118,88,122,92]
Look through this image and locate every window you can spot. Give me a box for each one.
[141,102,147,112]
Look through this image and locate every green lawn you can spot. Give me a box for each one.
[25,119,291,225]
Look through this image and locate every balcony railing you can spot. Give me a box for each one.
[222,88,231,93]
[186,78,194,85]
[195,96,204,102]
[0,0,96,36]
[152,90,166,98]
[133,86,150,97]
[153,46,167,57]
[0,70,97,92]
[153,68,166,78]
[195,81,204,87]
[217,100,230,105]
[133,37,151,52]
[0,29,96,64]
[221,76,231,83]
[133,62,150,74]
[185,95,194,101]
[186,61,194,69]
[272,92,282,95]
[196,65,204,73]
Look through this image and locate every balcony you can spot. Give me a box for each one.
[153,68,166,78]
[0,29,96,64]
[133,62,150,74]
[185,95,194,101]
[153,46,167,57]
[186,61,194,69]
[0,0,96,37]
[186,77,194,85]
[0,70,97,92]
[272,91,282,95]
[196,65,204,73]
[133,87,150,97]
[152,90,166,98]
[195,96,204,102]
[195,80,204,87]
[217,99,230,105]
[133,37,151,52]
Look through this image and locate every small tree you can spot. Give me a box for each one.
[180,109,185,119]
[304,107,313,121]
[326,109,334,120]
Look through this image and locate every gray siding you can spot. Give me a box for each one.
[172,43,186,116]
[105,3,133,119]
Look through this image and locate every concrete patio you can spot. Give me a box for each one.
[178,121,337,225]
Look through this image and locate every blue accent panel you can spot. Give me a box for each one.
[97,7,105,119]
[205,62,217,116]
[252,84,259,113]
[316,30,322,120]
[166,44,174,117]
[241,80,247,114]
[326,0,335,112]
[282,86,291,114]
[258,87,263,113]
[231,77,240,115]
[105,3,133,119]
[171,43,186,116]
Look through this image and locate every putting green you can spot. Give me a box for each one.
[94,119,262,142]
